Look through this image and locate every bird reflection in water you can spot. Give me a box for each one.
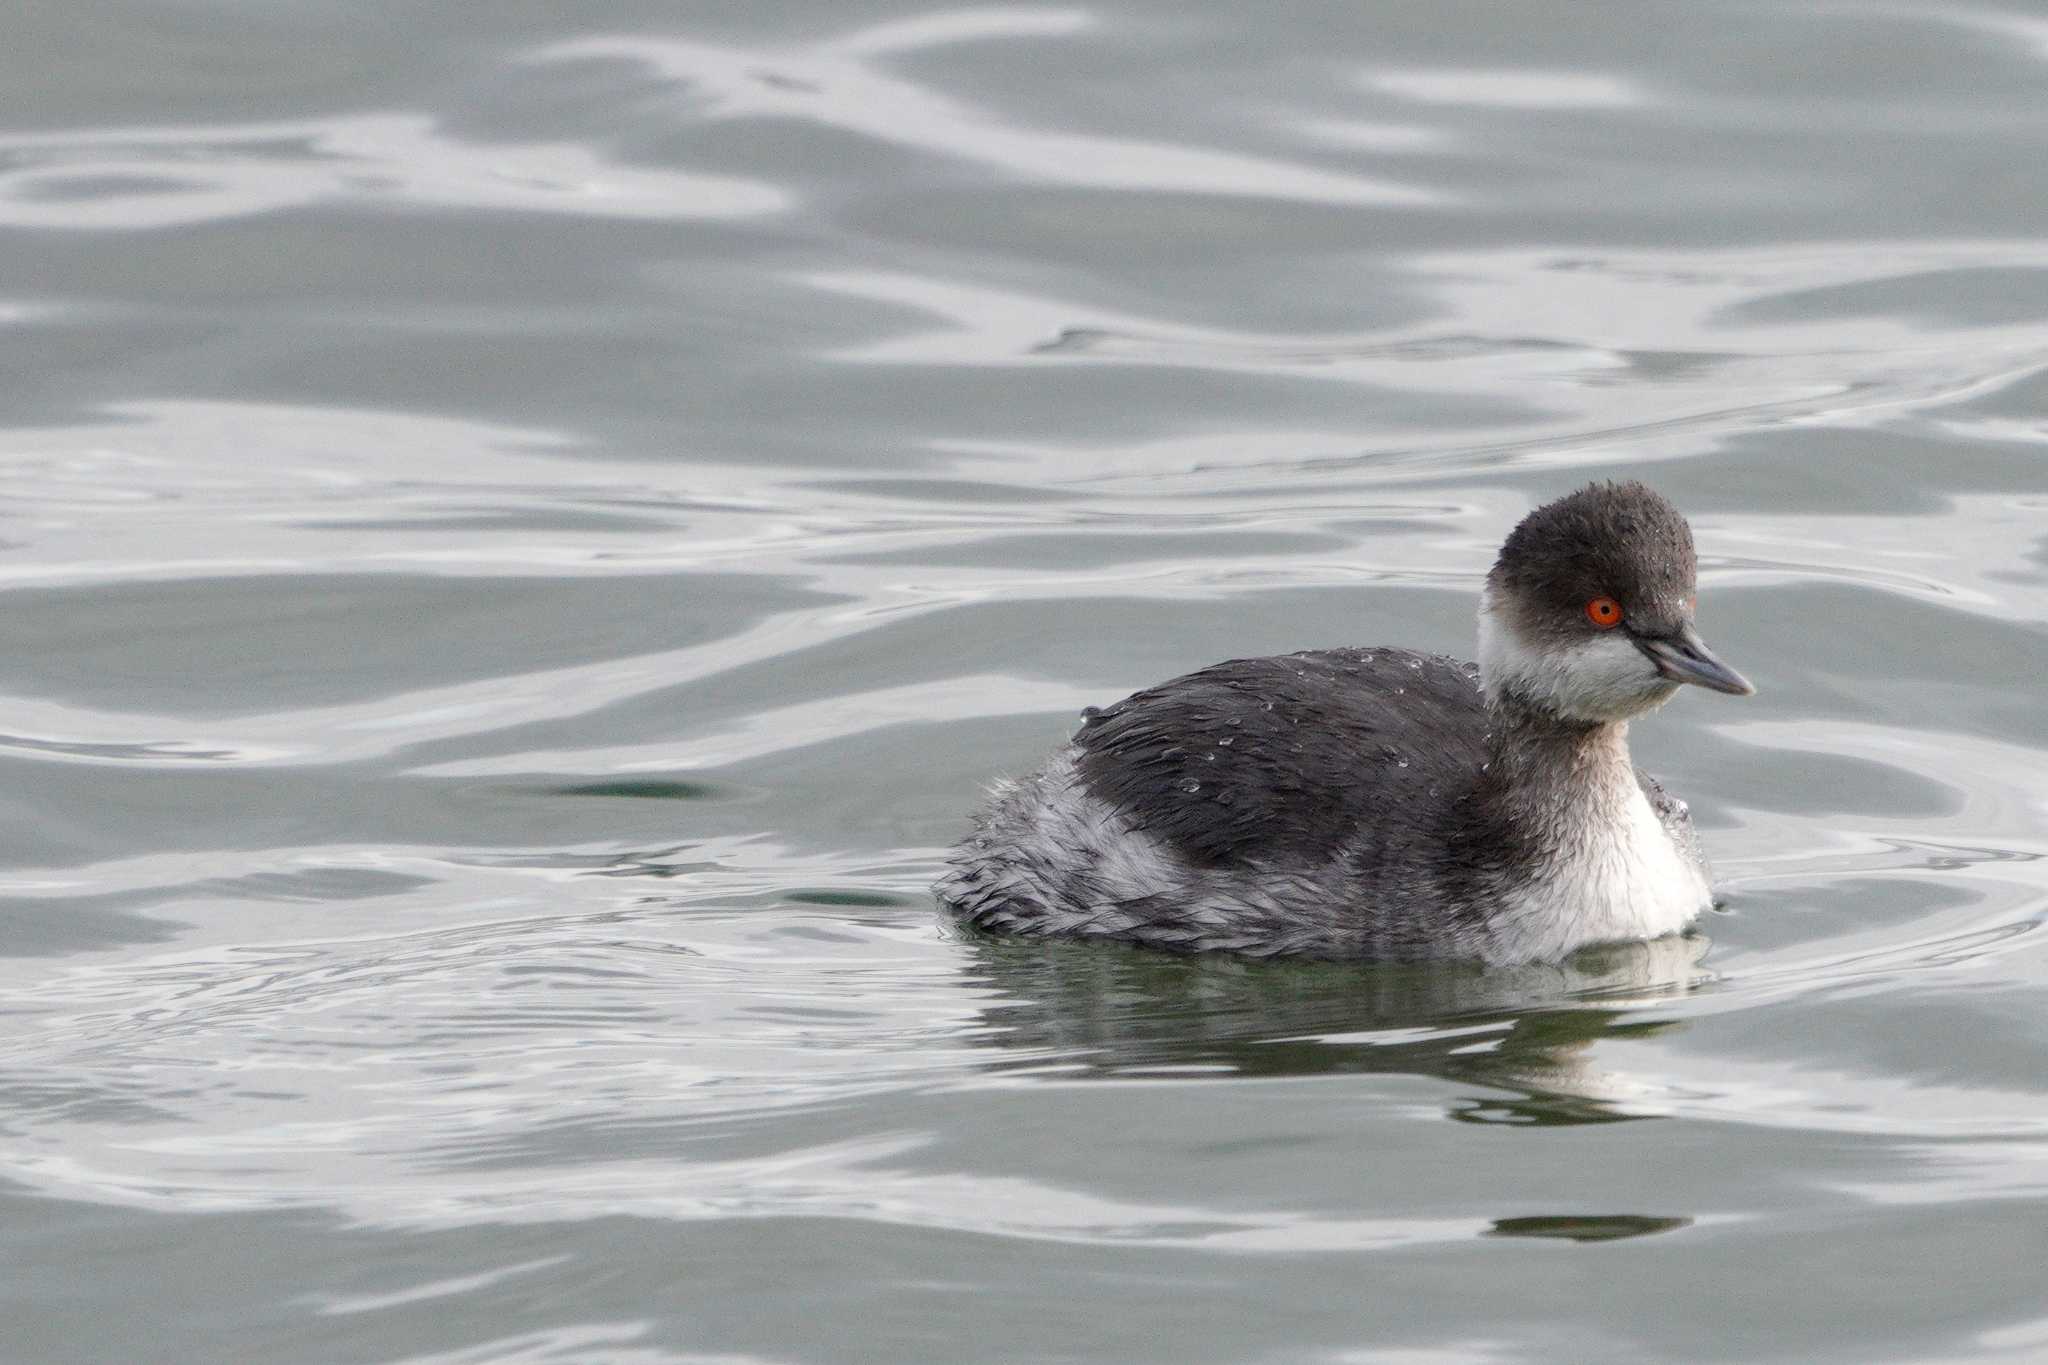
[951,928,1713,1127]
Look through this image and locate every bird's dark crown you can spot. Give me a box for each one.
[1489,481,1697,636]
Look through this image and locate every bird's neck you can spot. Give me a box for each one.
[1465,692,1706,962]
[1479,692,1639,839]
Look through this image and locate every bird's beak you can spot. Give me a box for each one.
[1633,621,1754,696]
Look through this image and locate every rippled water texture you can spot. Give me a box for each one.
[5,3,2048,1361]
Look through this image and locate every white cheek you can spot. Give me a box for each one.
[1551,632,1672,721]
[1475,600,1528,694]
[1479,595,1670,721]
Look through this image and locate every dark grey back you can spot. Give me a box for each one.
[1073,648,1491,870]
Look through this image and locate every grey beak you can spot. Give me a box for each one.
[1633,621,1755,696]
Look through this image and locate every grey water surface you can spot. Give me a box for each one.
[3,2,2048,1361]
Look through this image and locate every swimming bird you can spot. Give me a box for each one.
[938,481,1753,965]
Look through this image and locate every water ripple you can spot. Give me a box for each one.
[0,115,785,229]
[537,17,1439,205]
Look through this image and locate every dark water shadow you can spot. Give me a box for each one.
[1487,1214,1691,1243]
[954,931,1713,1126]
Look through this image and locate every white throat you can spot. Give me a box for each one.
[1491,744,1711,963]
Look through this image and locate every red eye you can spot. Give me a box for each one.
[1586,596,1623,628]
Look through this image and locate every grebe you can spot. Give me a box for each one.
[938,482,1753,964]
